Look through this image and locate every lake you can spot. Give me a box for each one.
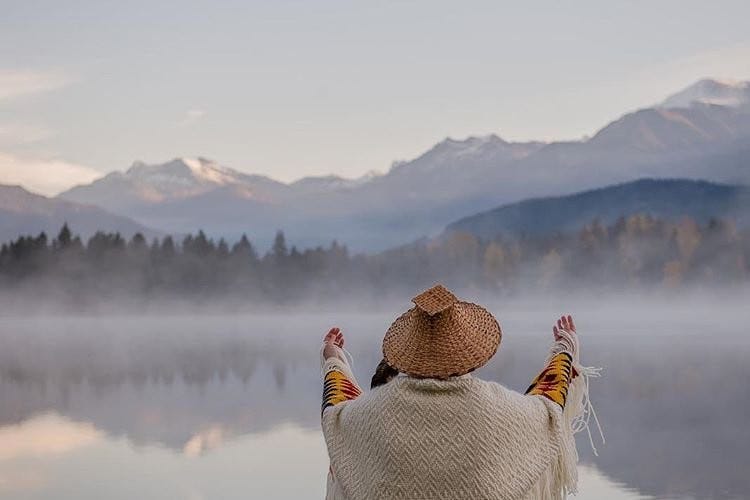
[0,295,748,499]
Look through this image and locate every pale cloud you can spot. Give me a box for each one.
[0,124,54,146]
[179,108,206,126]
[0,151,102,196]
[0,69,74,101]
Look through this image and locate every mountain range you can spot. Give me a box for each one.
[2,78,749,250]
[0,185,161,244]
[447,178,750,240]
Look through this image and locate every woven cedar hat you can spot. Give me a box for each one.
[382,284,502,379]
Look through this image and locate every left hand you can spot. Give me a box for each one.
[323,327,346,361]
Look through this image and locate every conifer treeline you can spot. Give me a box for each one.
[1,214,748,306]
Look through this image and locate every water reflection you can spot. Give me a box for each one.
[0,414,101,460]
[0,413,652,500]
[0,309,748,499]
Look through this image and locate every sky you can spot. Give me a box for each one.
[1,0,750,196]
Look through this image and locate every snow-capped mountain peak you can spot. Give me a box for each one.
[290,169,384,193]
[181,157,240,185]
[431,135,508,156]
[355,169,383,184]
[60,157,288,209]
[125,157,240,187]
[660,78,750,109]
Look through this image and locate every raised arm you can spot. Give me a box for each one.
[525,315,578,408]
[321,327,362,414]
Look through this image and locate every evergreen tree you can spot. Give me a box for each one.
[217,238,229,259]
[161,236,176,259]
[129,233,148,252]
[54,223,73,250]
[272,230,288,260]
[184,230,215,257]
[231,234,258,262]
[0,214,746,304]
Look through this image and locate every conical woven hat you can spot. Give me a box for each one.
[382,284,502,379]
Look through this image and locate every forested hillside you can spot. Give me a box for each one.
[1,215,747,309]
[447,178,750,239]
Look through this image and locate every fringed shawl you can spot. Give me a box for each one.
[321,326,601,499]
[322,374,584,499]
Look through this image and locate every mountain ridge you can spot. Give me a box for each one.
[446,178,750,240]
[660,78,750,109]
[55,78,750,250]
[0,184,163,244]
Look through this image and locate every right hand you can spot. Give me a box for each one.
[553,314,576,340]
[553,315,579,376]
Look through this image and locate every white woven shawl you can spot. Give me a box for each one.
[322,374,578,500]
[321,327,602,499]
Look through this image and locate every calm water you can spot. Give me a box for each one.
[0,298,748,499]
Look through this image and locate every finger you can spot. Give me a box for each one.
[567,315,575,332]
[563,315,570,330]
[553,325,561,340]
[336,332,344,348]
[557,318,563,330]
[324,327,340,343]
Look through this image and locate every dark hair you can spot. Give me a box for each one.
[370,358,399,389]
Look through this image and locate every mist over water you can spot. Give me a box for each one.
[0,292,748,499]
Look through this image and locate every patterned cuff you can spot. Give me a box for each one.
[321,348,362,414]
[322,369,362,413]
[525,352,574,407]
